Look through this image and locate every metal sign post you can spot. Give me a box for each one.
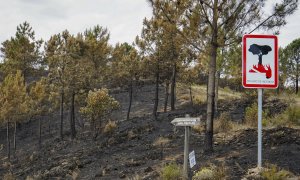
[242,34,278,168]
[171,114,201,179]
[183,126,190,177]
[258,88,263,167]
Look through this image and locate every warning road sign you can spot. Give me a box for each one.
[242,34,278,88]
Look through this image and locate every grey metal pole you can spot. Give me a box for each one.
[258,88,263,167]
[183,126,189,179]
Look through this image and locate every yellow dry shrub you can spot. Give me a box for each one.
[103,120,117,135]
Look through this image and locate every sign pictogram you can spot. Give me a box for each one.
[242,34,278,88]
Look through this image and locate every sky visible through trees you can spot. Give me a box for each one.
[0,0,299,49]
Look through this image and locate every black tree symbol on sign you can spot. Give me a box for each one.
[248,44,273,79]
[249,44,272,65]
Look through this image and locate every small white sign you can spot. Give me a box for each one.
[189,150,196,168]
[171,117,201,127]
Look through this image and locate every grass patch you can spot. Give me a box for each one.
[214,112,232,133]
[263,93,300,127]
[176,83,241,106]
[161,163,182,180]
[263,105,300,127]
[261,164,295,180]
[153,137,171,146]
[245,102,268,127]
[3,172,15,180]
[192,164,227,180]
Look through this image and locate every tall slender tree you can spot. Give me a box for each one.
[0,71,28,160]
[282,38,300,94]
[29,78,51,148]
[111,43,141,120]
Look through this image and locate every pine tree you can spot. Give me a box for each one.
[80,89,119,139]
[83,26,112,88]
[29,78,51,148]
[0,71,28,160]
[0,21,42,83]
[111,43,141,120]
[281,38,300,94]
[46,31,90,139]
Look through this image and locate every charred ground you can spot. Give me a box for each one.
[0,84,299,179]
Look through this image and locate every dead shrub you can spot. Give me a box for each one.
[103,120,117,135]
[3,172,15,180]
[215,112,232,133]
[261,164,294,180]
[153,137,171,146]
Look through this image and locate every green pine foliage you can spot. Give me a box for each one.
[80,88,119,130]
[0,71,29,124]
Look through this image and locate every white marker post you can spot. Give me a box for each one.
[257,88,263,167]
[242,34,278,168]
[171,114,201,179]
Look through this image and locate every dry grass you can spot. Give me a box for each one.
[214,112,232,133]
[161,163,182,180]
[192,163,227,180]
[261,164,294,180]
[2,162,12,169]
[127,130,137,140]
[153,137,171,146]
[103,120,117,135]
[176,83,241,106]
[192,124,205,134]
[127,174,142,180]
[3,172,15,180]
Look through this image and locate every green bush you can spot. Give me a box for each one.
[287,106,300,125]
[261,164,293,180]
[245,102,268,127]
[193,164,226,180]
[161,163,182,180]
[262,105,300,127]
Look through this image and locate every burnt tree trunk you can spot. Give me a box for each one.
[164,81,170,112]
[7,120,10,161]
[91,118,98,140]
[170,64,176,111]
[60,88,64,140]
[189,85,193,105]
[296,60,299,94]
[48,116,51,135]
[153,62,160,120]
[13,121,17,154]
[70,91,76,139]
[39,117,42,148]
[127,81,133,121]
